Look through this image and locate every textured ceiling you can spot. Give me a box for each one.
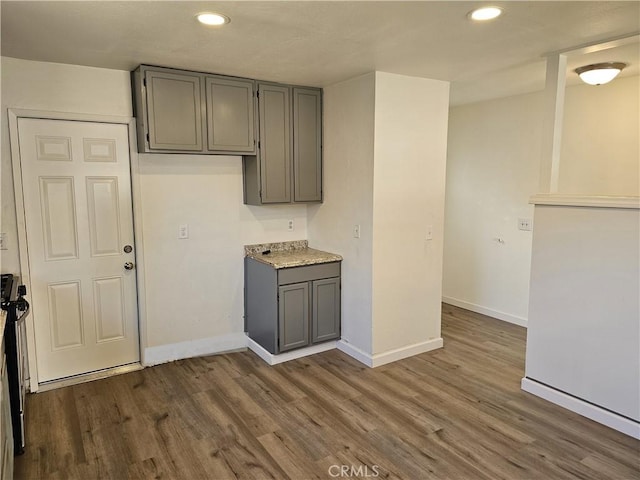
[2,1,639,105]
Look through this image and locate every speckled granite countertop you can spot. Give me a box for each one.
[245,240,342,269]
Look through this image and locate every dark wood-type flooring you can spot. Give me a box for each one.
[15,304,640,479]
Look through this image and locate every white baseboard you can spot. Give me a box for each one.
[336,340,373,367]
[247,338,337,365]
[337,337,444,368]
[442,296,527,327]
[521,377,640,440]
[143,332,248,366]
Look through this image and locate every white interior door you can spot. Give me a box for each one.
[17,118,140,383]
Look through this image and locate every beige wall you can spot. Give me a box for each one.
[560,75,640,196]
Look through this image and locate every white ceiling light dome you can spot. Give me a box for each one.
[574,62,627,85]
[196,12,230,26]
[469,6,503,21]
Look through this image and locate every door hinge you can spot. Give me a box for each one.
[256,91,260,98]
[258,140,261,149]
[146,133,150,142]
[143,77,146,87]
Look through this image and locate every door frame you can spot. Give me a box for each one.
[8,108,148,392]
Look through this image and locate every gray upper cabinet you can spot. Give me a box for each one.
[205,76,256,154]
[144,69,204,151]
[132,65,257,155]
[243,83,323,205]
[259,84,291,203]
[132,65,322,200]
[293,88,322,202]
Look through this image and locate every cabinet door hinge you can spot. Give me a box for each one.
[256,91,260,98]
[146,133,150,142]
[258,140,261,149]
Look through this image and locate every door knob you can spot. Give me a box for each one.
[124,262,135,271]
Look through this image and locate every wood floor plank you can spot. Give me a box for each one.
[14,303,640,479]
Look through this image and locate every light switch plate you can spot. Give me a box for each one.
[426,225,433,241]
[178,224,189,239]
[353,224,361,239]
[0,233,6,250]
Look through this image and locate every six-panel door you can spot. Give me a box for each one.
[17,118,140,383]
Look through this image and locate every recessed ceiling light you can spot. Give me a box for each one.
[469,6,503,21]
[196,12,230,26]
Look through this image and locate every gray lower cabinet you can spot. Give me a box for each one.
[312,277,341,344]
[243,83,322,205]
[278,282,309,351]
[245,259,340,354]
[132,65,257,155]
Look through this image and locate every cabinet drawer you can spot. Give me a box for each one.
[278,262,340,285]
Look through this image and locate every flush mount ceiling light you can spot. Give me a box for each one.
[196,12,230,26]
[574,62,627,85]
[469,6,503,21]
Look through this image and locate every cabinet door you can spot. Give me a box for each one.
[258,84,291,203]
[293,88,322,202]
[278,282,309,352]
[312,277,340,343]
[145,69,204,151]
[206,76,256,153]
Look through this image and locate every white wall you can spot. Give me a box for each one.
[309,71,449,365]
[524,203,640,435]
[443,92,541,325]
[307,73,376,355]
[1,57,306,362]
[371,72,449,354]
[443,76,640,325]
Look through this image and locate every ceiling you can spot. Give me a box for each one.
[2,1,639,105]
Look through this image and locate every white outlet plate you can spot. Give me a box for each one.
[178,224,189,239]
[0,233,6,250]
[518,218,532,231]
[353,224,360,238]
[287,219,295,232]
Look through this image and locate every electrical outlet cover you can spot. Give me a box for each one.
[518,218,532,231]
